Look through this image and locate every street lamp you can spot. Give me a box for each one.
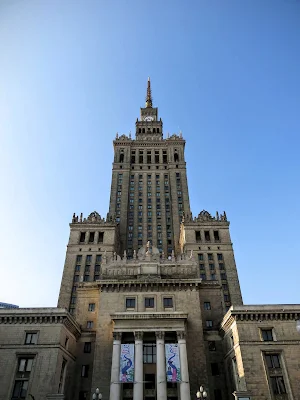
[92,388,102,400]
[196,385,208,399]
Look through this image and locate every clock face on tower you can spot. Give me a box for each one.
[143,116,154,121]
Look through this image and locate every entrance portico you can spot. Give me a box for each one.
[110,312,190,400]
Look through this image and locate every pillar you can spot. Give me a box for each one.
[109,332,122,400]
[177,331,191,400]
[156,331,167,400]
[133,331,143,400]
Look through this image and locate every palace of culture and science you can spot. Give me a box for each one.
[0,79,299,400]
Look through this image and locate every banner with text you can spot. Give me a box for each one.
[165,343,181,382]
[119,344,134,382]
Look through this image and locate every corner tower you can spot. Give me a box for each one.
[109,78,191,257]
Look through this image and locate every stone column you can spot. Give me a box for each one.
[177,331,191,400]
[133,331,143,400]
[109,332,122,400]
[156,331,167,400]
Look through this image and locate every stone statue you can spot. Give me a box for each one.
[146,241,151,255]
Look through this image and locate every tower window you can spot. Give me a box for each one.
[145,297,154,308]
[79,232,86,243]
[214,231,220,241]
[157,128,159,133]
[139,151,143,163]
[163,151,167,163]
[174,152,179,162]
[142,128,145,133]
[89,232,95,243]
[98,232,104,243]
[270,377,287,395]
[84,342,91,353]
[163,297,173,308]
[153,128,156,133]
[265,354,281,369]
[209,341,216,351]
[206,320,213,328]
[205,231,211,241]
[119,153,124,163]
[155,151,159,163]
[81,365,90,377]
[211,363,220,376]
[261,329,274,341]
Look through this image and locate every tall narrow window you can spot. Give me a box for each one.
[139,150,143,163]
[58,359,67,393]
[89,232,95,243]
[155,151,159,163]
[98,232,104,243]
[214,230,220,241]
[261,329,274,341]
[25,332,38,345]
[205,231,211,241]
[163,150,167,163]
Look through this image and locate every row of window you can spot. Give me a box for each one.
[196,230,220,242]
[198,253,223,261]
[232,352,287,395]
[76,254,102,265]
[200,263,225,271]
[126,297,173,309]
[200,272,227,281]
[79,231,104,244]
[11,356,66,399]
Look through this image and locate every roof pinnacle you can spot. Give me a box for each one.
[145,77,153,108]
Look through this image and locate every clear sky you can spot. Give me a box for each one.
[0,0,299,308]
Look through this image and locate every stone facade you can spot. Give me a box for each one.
[1,79,299,400]
[0,308,80,400]
[221,305,300,400]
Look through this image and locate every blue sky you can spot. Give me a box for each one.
[0,0,299,307]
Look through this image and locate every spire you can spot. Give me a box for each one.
[145,77,153,108]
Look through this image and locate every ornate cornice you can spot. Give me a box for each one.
[111,312,188,321]
[221,305,300,332]
[99,279,202,292]
[0,308,81,339]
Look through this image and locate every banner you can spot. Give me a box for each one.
[165,343,181,382]
[119,344,134,382]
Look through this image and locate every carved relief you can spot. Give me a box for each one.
[134,331,144,340]
[155,331,165,340]
[177,331,186,340]
[113,332,122,341]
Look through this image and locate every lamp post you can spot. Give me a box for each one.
[92,388,102,400]
[196,385,208,399]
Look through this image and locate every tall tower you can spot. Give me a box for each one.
[57,79,243,400]
[108,78,191,257]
